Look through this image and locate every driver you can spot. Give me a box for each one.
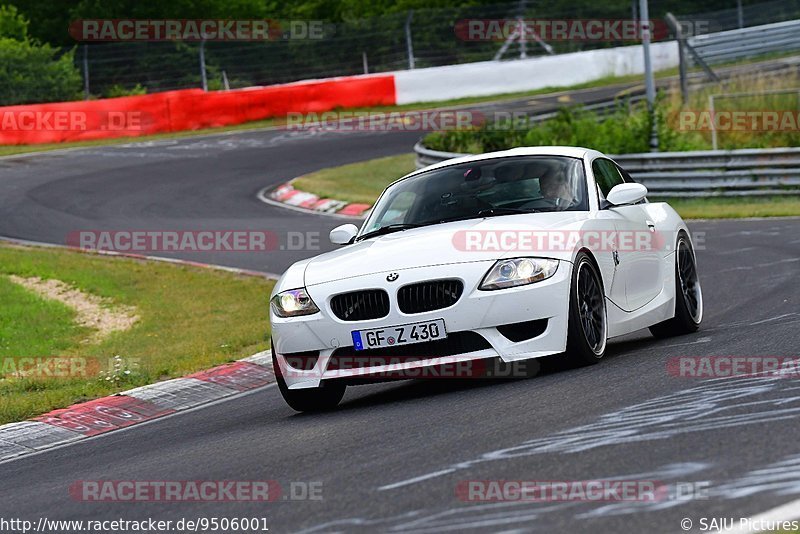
[539,169,573,209]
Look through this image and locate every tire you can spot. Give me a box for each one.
[565,251,608,366]
[649,233,703,338]
[272,348,345,412]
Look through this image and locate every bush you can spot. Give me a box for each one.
[423,72,800,154]
[0,5,27,40]
[0,6,82,105]
[103,83,147,98]
[423,100,710,155]
[0,38,82,105]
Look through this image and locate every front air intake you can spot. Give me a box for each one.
[397,279,464,314]
[330,289,390,321]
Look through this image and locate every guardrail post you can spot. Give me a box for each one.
[405,11,416,69]
[199,38,208,91]
[666,13,688,104]
[640,0,659,151]
[682,33,719,82]
[82,44,90,100]
[709,95,718,150]
[737,0,744,28]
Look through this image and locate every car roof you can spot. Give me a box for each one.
[401,146,605,182]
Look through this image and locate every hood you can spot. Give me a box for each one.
[304,211,589,286]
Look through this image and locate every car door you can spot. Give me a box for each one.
[592,158,663,311]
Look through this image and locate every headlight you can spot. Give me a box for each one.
[479,258,559,290]
[270,288,320,318]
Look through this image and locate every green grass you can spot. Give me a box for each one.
[665,196,800,219]
[0,276,87,356]
[293,153,416,205]
[292,153,800,218]
[0,244,274,424]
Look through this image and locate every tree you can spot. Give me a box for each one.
[0,5,28,40]
[0,5,81,105]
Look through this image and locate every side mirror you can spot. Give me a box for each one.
[606,183,648,207]
[329,224,359,245]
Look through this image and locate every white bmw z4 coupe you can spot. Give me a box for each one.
[269,146,703,411]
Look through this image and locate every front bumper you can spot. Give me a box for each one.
[271,260,571,389]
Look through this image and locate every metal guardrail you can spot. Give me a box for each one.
[413,142,800,196]
[414,143,468,169]
[687,19,800,66]
[516,97,645,124]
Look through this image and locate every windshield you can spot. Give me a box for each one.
[361,155,588,236]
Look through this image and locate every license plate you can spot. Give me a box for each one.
[351,319,447,351]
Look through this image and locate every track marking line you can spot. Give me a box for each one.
[378,468,458,491]
[750,313,798,326]
[659,336,712,349]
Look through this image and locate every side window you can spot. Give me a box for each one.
[591,158,624,198]
[615,163,636,184]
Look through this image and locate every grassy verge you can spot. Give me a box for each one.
[0,275,86,356]
[664,196,800,219]
[292,154,800,219]
[293,153,415,205]
[0,64,719,159]
[0,243,273,424]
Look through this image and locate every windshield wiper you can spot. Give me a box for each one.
[436,207,535,225]
[477,207,536,216]
[356,223,424,241]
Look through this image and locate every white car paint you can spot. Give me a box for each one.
[270,146,694,389]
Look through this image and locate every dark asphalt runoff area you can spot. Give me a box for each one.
[1,70,800,533]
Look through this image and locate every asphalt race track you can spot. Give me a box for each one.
[3,53,798,274]
[0,128,422,274]
[1,91,800,533]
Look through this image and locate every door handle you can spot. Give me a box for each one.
[646,220,656,232]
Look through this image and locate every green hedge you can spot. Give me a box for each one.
[423,101,704,155]
[0,38,81,105]
[0,6,81,105]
